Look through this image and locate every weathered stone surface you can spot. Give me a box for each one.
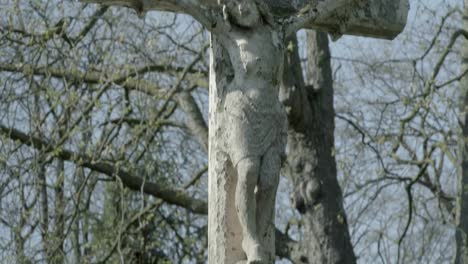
[265,0,409,39]
[208,35,245,264]
[308,0,409,39]
[208,20,287,262]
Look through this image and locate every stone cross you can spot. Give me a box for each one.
[208,1,408,263]
[80,0,409,263]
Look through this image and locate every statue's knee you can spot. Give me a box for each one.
[237,158,260,177]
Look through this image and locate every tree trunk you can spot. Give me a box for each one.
[455,1,468,263]
[33,87,50,263]
[280,31,356,264]
[51,106,70,264]
[37,163,50,262]
[71,168,83,264]
[53,158,65,264]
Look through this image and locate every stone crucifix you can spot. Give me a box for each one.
[81,0,409,263]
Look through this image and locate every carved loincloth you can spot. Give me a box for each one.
[221,91,287,167]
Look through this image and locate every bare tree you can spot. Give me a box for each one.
[279,31,355,263]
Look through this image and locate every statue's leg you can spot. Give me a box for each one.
[257,146,281,262]
[235,157,265,262]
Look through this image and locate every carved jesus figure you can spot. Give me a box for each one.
[217,1,287,263]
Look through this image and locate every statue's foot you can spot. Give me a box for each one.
[234,258,265,264]
[245,244,267,264]
[247,260,265,264]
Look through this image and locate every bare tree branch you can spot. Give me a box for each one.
[0,62,208,92]
[79,0,217,30]
[0,123,298,258]
[0,123,208,214]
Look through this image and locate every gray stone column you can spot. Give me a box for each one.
[207,35,245,264]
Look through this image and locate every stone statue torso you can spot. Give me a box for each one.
[219,25,287,166]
